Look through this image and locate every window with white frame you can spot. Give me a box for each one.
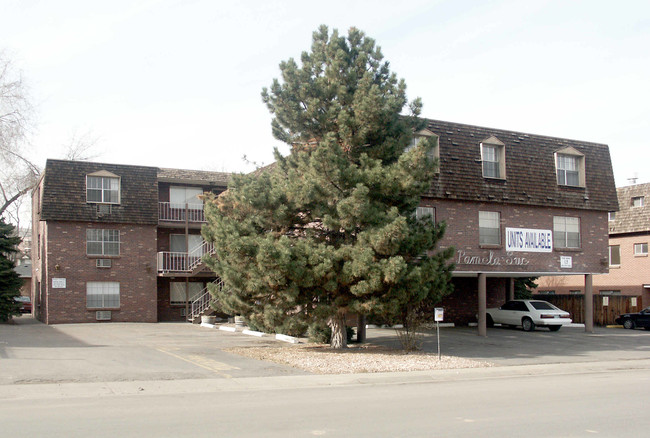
[479,211,501,245]
[405,129,439,168]
[553,216,581,248]
[170,234,204,253]
[87,174,120,203]
[555,148,585,187]
[632,196,645,207]
[480,137,506,179]
[86,229,120,256]
[170,186,204,208]
[634,243,648,256]
[170,282,206,305]
[608,211,616,221]
[609,245,621,266]
[415,206,435,222]
[86,282,120,308]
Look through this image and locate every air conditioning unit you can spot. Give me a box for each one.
[96,204,112,217]
[96,311,112,321]
[96,259,112,268]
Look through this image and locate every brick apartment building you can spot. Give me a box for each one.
[537,183,650,306]
[31,119,618,332]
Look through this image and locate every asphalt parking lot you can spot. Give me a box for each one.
[1,316,649,386]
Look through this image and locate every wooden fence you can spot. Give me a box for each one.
[534,295,644,326]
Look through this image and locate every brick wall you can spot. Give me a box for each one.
[437,277,506,326]
[42,220,158,324]
[429,198,609,275]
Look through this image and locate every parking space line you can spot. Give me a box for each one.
[156,347,239,378]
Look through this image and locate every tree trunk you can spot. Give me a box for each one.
[328,311,347,349]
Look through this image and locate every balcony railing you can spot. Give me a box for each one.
[157,241,216,273]
[159,202,205,223]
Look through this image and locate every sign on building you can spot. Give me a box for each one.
[505,228,553,253]
[52,278,66,289]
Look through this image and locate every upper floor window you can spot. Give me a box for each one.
[480,136,506,179]
[608,211,616,221]
[405,129,439,170]
[87,172,120,204]
[479,211,501,246]
[634,243,648,256]
[555,147,585,187]
[632,196,645,207]
[609,245,621,266]
[87,229,120,256]
[415,206,435,222]
[170,186,204,208]
[86,281,120,309]
[553,216,581,249]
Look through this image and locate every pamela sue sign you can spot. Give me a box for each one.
[505,228,553,253]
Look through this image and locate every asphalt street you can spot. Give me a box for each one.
[2,317,649,437]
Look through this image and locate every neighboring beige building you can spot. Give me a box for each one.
[537,183,650,306]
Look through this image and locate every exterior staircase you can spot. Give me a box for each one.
[188,278,226,323]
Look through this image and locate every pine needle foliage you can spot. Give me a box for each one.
[0,219,22,322]
[203,25,454,348]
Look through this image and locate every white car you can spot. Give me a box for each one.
[486,299,572,332]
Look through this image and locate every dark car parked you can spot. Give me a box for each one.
[615,307,650,330]
[14,296,32,314]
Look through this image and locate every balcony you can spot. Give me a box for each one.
[159,202,206,223]
[157,241,216,274]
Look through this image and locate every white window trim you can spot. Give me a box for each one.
[609,245,621,267]
[479,211,501,246]
[86,171,121,204]
[632,196,645,208]
[553,216,581,249]
[406,129,440,171]
[555,147,585,187]
[480,136,506,180]
[86,282,120,309]
[415,206,435,222]
[634,243,648,256]
[86,229,120,256]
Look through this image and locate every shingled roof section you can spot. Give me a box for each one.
[608,183,650,235]
[157,168,230,187]
[41,159,159,225]
[423,119,618,212]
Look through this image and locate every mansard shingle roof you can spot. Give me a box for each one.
[157,168,230,186]
[608,183,650,235]
[422,119,618,212]
[40,159,159,225]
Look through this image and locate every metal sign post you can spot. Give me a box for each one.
[434,308,444,360]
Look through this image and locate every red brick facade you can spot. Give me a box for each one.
[36,220,157,324]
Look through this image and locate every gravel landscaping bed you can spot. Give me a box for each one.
[224,344,494,374]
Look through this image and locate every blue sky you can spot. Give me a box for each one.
[2,0,649,186]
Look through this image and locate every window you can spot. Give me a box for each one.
[86,282,120,308]
[609,245,621,266]
[553,216,580,248]
[170,234,204,253]
[415,206,435,222]
[599,290,621,296]
[480,136,505,179]
[479,211,500,245]
[536,290,555,295]
[405,129,439,167]
[170,186,204,208]
[86,229,120,256]
[569,290,582,295]
[87,175,120,203]
[170,282,205,305]
[608,211,616,221]
[632,196,645,207]
[555,148,585,187]
[634,243,648,256]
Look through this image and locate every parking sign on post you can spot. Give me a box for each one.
[434,308,443,359]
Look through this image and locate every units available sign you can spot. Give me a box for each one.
[505,227,553,253]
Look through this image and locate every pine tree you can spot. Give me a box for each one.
[203,26,454,348]
[0,219,23,322]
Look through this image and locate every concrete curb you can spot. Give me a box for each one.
[4,358,649,402]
